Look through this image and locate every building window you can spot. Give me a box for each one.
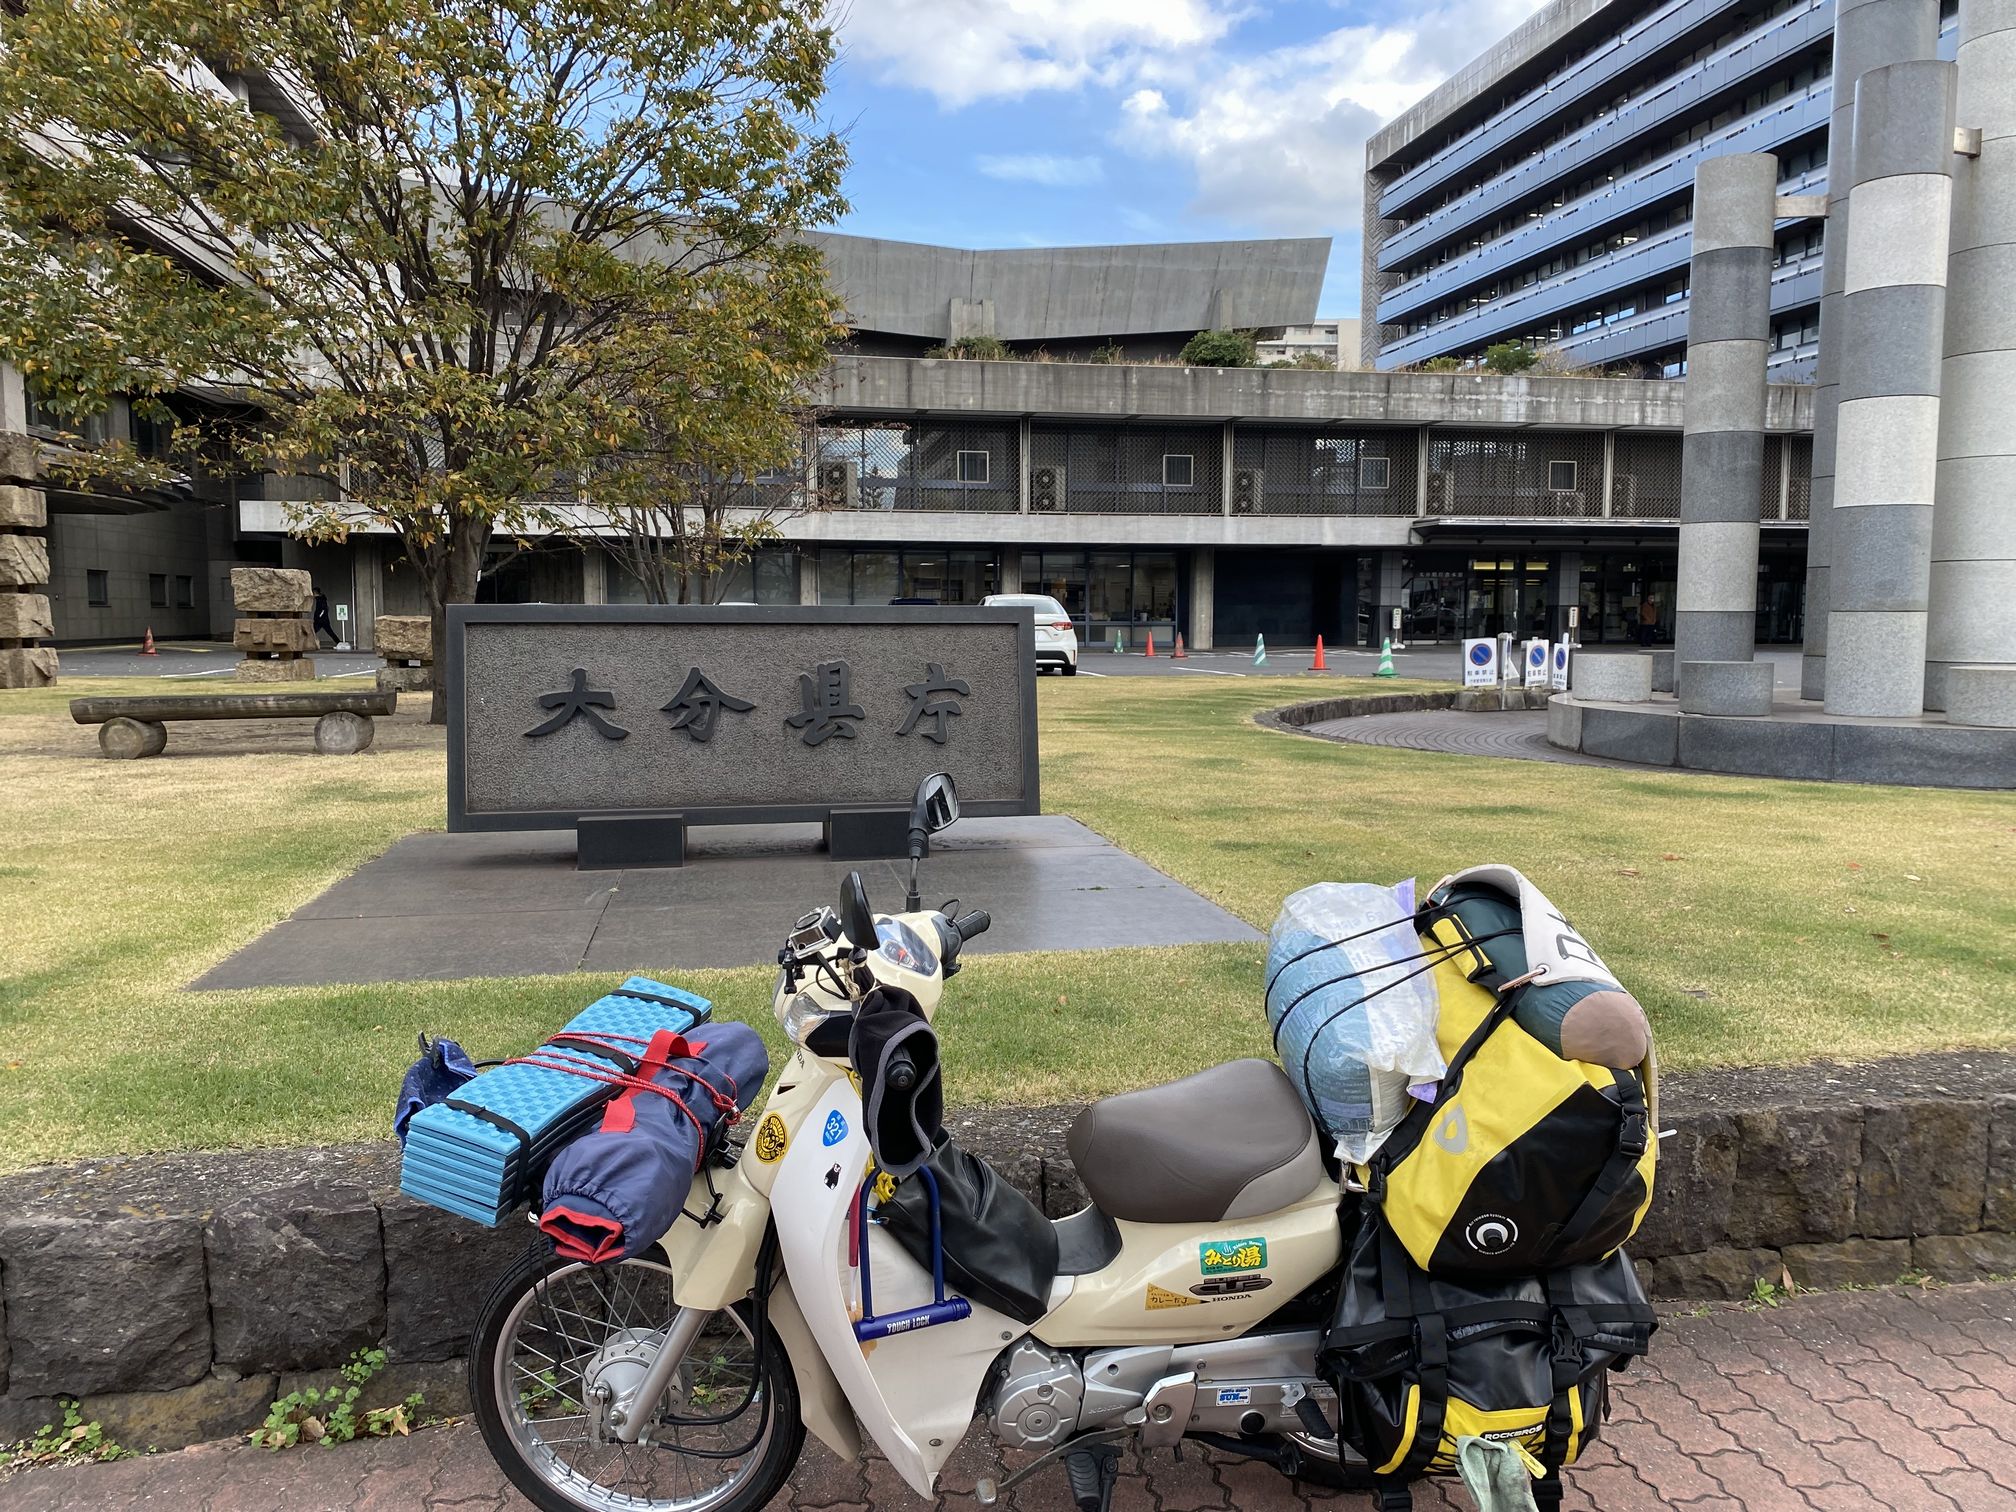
[87,569,110,606]
[1360,456,1392,491]
[1548,460,1579,492]
[175,574,195,608]
[956,449,990,484]
[149,573,168,608]
[1162,454,1195,488]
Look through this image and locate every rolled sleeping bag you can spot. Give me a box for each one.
[1429,882,1649,1068]
[539,1020,769,1264]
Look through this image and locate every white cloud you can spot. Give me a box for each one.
[1116,0,1548,232]
[975,153,1107,187]
[833,0,1235,107]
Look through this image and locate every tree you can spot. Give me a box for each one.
[1482,341,1541,375]
[1179,329,1259,367]
[0,0,846,720]
[1420,356,1465,373]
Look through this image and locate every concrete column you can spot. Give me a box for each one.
[1378,549,1407,643]
[1925,1,2016,709]
[1802,0,1943,700]
[798,550,821,606]
[1599,432,1616,518]
[1017,417,1032,514]
[350,538,384,651]
[1220,421,1236,517]
[1677,154,1777,678]
[999,547,1023,594]
[1826,59,1958,718]
[1188,547,1215,651]
[580,546,607,605]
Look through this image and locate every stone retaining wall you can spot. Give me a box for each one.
[1257,687,1551,732]
[1,1054,2009,1452]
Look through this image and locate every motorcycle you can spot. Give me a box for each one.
[469,772,1362,1512]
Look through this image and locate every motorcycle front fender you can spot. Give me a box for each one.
[654,1160,862,1463]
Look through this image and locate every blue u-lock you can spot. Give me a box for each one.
[852,1165,973,1341]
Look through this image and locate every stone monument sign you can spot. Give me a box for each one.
[447,604,1039,866]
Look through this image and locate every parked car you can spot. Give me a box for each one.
[982,593,1078,674]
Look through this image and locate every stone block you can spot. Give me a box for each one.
[1911,1230,2016,1282]
[1781,1237,1914,1291]
[1454,688,1504,712]
[0,1392,61,1446]
[0,647,57,687]
[0,1215,210,1396]
[1578,705,1679,766]
[75,1372,277,1454]
[1651,650,1676,692]
[380,1199,535,1363]
[377,663,433,694]
[1831,722,2016,790]
[0,431,39,483]
[1678,660,1774,716]
[1725,1105,1863,1248]
[1858,1099,1991,1238]
[0,533,49,587]
[206,1183,386,1375]
[1989,1094,2016,1233]
[1633,1113,1739,1259]
[1945,665,2016,727]
[229,566,313,614]
[373,615,434,661]
[232,616,317,656]
[0,484,46,529]
[0,593,53,640]
[1571,653,1653,702]
[235,657,316,683]
[1639,1247,1783,1300]
[1678,714,1833,780]
[1546,693,1583,749]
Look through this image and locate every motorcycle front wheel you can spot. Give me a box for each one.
[470,1246,804,1512]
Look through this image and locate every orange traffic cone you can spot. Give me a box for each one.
[1311,635,1327,671]
[1145,632,1156,658]
[141,627,158,656]
[1173,633,1188,659]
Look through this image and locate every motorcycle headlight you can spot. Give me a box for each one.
[781,991,846,1048]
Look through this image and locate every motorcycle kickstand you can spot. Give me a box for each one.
[1062,1444,1121,1512]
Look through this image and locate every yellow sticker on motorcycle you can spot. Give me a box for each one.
[754,1113,790,1164]
[1145,1284,1201,1310]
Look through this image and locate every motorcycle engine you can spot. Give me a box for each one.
[986,1340,1084,1450]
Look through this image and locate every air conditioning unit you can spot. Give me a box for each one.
[1425,471,1450,514]
[816,459,858,508]
[1231,468,1264,514]
[1555,489,1589,516]
[1613,473,1639,516]
[1031,464,1065,512]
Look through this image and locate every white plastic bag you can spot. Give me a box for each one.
[1266,880,1445,1164]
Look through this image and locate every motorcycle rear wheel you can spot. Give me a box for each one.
[470,1246,804,1512]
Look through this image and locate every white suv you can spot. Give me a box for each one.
[984,593,1079,674]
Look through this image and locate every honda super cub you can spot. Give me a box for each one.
[467,772,1363,1512]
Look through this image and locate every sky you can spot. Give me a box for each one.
[820,0,1551,317]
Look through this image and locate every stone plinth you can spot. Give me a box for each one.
[233,617,318,657]
[0,533,49,586]
[229,567,312,615]
[1679,660,1775,717]
[1946,666,2016,727]
[1571,653,1654,702]
[1651,649,1676,692]
[0,432,39,484]
[235,658,316,683]
[377,663,433,694]
[0,648,59,687]
[373,615,432,661]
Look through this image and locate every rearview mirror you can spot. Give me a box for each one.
[911,772,959,836]
[839,870,877,951]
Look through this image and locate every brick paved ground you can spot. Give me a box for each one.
[5,1282,2012,1512]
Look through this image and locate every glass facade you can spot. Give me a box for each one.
[1030,549,1179,645]
[815,548,999,606]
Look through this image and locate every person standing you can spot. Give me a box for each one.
[1637,594,1658,647]
[312,586,336,648]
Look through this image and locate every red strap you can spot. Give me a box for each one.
[540,1204,627,1264]
[597,1029,683,1134]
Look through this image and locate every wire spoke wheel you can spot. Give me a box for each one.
[472,1248,803,1512]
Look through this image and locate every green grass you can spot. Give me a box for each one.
[1,671,2012,1168]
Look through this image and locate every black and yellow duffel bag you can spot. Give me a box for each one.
[1364,866,1659,1279]
[1323,1205,1656,1509]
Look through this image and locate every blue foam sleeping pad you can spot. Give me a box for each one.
[539,1020,770,1264]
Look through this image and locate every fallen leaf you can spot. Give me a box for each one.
[1846,862,1863,871]
[1903,874,1924,882]
[1616,867,1641,878]
[1680,987,1711,1000]
[1871,933,1891,943]
[300,1418,325,1443]
[1056,995,1067,1006]
[1660,853,1683,862]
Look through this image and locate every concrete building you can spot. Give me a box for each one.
[1361,0,1959,377]
[1256,320,1363,369]
[5,232,1818,662]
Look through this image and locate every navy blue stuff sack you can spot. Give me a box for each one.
[394,1035,478,1146]
[539,1020,769,1264]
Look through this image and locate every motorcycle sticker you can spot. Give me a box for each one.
[754,1113,790,1164]
[822,1110,849,1146]
[1190,1276,1272,1298]
[1144,1284,1201,1310]
[1199,1237,1268,1275]
[1214,1387,1253,1407]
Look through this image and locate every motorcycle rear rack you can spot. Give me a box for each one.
[852,1164,973,1341]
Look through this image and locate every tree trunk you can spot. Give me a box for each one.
[425,512,490,725]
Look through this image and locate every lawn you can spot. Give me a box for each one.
[1,671,2011,1169]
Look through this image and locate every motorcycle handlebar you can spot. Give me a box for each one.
[884,1046,918,1092]
[952,909,990,943]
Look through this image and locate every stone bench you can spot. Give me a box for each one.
[69,690,396,758]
